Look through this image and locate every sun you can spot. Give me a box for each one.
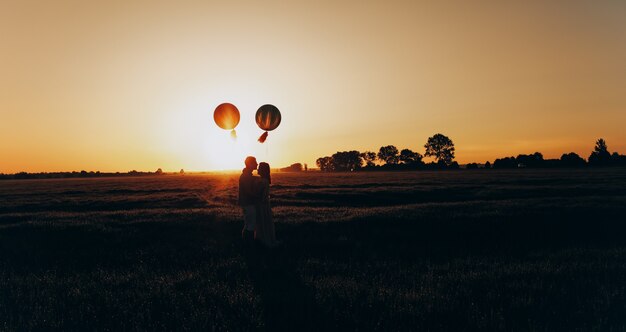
[155,95,281,172]
[205,130,259,171]
[155,107,267,172]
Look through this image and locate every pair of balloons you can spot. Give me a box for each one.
[213,103,281,143]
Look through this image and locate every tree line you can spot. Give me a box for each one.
[0,169,174,180]
[316,133,458,171]
[316,135,626,172]
[488,139,626,169]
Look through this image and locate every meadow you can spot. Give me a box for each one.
[1,169,625,331]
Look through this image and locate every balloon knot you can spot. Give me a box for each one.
[230,129,237,140]
[258,131,268,143]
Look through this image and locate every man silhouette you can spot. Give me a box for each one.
[239,156,259,244]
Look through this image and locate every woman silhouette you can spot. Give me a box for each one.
[254,162,278,247]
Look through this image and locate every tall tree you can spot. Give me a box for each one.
[595,138,609,155]
[589,138,611,166]
[377,145,400,165]
[424,134,455,165]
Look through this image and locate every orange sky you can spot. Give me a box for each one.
[1,0,625,172]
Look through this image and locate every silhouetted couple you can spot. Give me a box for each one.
[239,156,278,247]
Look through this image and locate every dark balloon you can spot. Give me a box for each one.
[255,104,281,131]
[214,103,240,130]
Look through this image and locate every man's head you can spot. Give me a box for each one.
[244,156,258,170]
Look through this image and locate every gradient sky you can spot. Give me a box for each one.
[1,0,625,172]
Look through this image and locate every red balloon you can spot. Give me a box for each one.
[214,103,240,130]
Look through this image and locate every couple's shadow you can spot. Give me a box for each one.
[243,244,323,331]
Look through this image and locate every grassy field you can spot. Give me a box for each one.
[1,169,626,331]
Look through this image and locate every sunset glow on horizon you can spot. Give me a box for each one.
[1,1,625,173]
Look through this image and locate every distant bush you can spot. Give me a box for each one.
[516,152,544,168]
[493,157,517,169]
[561,153,586,167]
[280,163,303,172]
[492,152,588,169]
[611,152,626,166]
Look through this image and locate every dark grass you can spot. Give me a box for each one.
[1,169,626,331]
